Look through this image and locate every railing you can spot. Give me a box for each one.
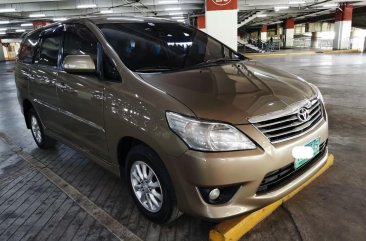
[293,38,311,48]
[247,37,268,52]
[293,38,352,50]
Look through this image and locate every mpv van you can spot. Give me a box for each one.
[15,17,328,223]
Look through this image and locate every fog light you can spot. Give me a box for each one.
[209,188,220,201]
[199,185,240,204]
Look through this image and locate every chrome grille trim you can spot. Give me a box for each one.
[249,98,324,143]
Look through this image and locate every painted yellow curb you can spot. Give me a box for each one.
[245,49,360,58]
[209,154,334,241]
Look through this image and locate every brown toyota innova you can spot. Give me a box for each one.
[15,17,328,223]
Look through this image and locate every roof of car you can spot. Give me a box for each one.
[87,16,179,24]
[22,16,183,39]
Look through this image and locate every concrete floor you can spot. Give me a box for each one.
[0,53,365,241]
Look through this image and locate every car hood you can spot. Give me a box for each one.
[138,60,316,124]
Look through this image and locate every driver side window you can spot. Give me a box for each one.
[63,24,98,67]
[63,23,121,82]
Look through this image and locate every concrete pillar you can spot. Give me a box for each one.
[283,18,295,48]
[205,0,238,50]
[197,15,206,32]
[350,28,366,51]
[311,32,319,48]
[333,3,353,50]
[260,25,267,42]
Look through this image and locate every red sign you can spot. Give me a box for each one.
[32,20,50,30]
[206,0,237,11]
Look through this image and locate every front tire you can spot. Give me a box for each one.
[125,145,181,224]
[29,108,56,149]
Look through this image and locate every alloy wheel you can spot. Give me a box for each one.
[31,115,42,144]
[130,161,163,213]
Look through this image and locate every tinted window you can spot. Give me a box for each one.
[35,34,62,66]
[63,24,98,65]
[18,31,40,63]
[98,22,243,72]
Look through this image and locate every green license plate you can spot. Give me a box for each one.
[294,137,320,169]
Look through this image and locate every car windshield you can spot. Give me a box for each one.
[98,22,245,72]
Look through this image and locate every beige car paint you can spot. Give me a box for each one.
[14,17,329,220]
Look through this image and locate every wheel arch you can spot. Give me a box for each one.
[116,136,168,177]
[23,99,33,129]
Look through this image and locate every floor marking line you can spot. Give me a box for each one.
[0,132,142,241]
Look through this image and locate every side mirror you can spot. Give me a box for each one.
[63,55,96,74]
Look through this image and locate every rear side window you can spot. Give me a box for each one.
[18,31,40,63]
[35,34,62,66]
[63,24,98,65]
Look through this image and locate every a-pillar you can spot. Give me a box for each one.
[260,25,267,42]
[283,18,295,48]
[197,15,206,32]
[205,0,238,50]
[333,3,353,50]
[310,32,319,48]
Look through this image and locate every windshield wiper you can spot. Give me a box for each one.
[189,58,241,69]
[135,66,174,73]
[203,58,241,64]
[181,58,242,71]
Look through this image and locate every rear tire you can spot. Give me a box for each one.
[29,108,56,149]
[125,144,181,224]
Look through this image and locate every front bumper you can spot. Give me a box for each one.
[161,119,329,220]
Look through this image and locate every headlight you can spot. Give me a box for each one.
[166,112,256,152]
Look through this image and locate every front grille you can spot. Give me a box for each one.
[256,140,327,194]
[252,99,324,143]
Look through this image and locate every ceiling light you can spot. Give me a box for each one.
[165,7,181,11]
[289,1,305,4]
[53,17,67,21]
[0,28,6,31]
[100,9,113,14]
[0,32,6,35]
[257,14,267,17]
[169,12,183,15]
[21,23,33,26]
[30,13,46,17]
[0,20,10,24]
[171,16,184,19]
[77,4,97,9]
[322,3,338,7]
[159,1,178,4]
[274,6,289,11]
[177,19,185,23]
[16,29,26,32]
[0,8,16,13]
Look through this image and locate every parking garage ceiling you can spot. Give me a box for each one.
[1,0,366,34]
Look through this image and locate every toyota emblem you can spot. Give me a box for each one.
[297,107,310,122]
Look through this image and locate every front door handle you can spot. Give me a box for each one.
[56,82,67,89]
[56,82,76,93]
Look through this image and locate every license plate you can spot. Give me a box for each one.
[294,137,320,169]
